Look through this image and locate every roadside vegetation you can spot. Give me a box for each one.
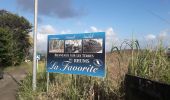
[0,10,32,68]
[17,38,170,100]
[128,40,170,84]
[18,59,126,100]
[0,9,169,100]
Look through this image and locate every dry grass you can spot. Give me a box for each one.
[18,39,170,100]
[19,50,170,99]
[34,52,130,100]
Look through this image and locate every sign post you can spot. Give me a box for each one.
[47,72,49,92]
[47,32,106,77]
[33,0,38,91]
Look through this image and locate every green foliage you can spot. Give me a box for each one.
[113,38,170,84]
[111,37,170,84]
[128,41,170,84]
[0,10,32,66]
[0,27,13,66]
[17,72,47,100]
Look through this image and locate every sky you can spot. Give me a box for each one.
[0,0,170,52]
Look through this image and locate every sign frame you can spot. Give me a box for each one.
[47,32,106,77]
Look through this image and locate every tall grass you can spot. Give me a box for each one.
[40,73,125,100]
[18,58,126,100]
[113,38,170,84]
[17,72,47,100]
[128,40,170,84]
[18,38,170,99]
[17,40,131,100]
[17,62,47,100]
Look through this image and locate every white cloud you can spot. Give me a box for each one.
[157,30,170,46]
[33,24,71,53]
[106,27,114,37]
[90,26,102,32]
[158,30,168,40]
[31,25,119,53]
[61,30,71,34]
[145,34,156,41]
[35,25,57,53]
[88,26,119,52]
[39,25,57,34]
[145,30,170,41]
[143,30,170,49]
[90,26,98,32]
[37,33,47,52]
[105,27,119,51]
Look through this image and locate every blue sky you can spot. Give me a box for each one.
[0,0,170,52]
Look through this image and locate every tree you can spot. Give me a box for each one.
[0,10,32,66]
[0,27,13,66]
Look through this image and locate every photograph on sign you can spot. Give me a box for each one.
[65,40,82,53]
[83,39,103,53]
[49,39,64,53]
[47,32,105,77]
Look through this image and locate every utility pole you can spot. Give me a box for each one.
[33,0,38,91]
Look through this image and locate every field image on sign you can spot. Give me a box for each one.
[83,39,103,53]
[49,39,64,53]
[65,40,82,53]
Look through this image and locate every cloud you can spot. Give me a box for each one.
[39,25,57,34]
[145,30,170,41]
[90,26,100,32]
[61,30,71,34]
[105,27,119,51]
[16,0,84,19]
[144,30,170,48]
[34,24,73,53]
[36,25,56,53]
[157,30,170,46]
[145,34,156,41]
[88,26,119,52]
[37,33,47,53]
[33,25,119,53]
[28,24,56,53]
[158,30,170,40]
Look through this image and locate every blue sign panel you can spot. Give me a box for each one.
[47,32,105,77]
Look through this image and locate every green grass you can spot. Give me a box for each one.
[0,62,32,72]
[16,61,47,99]
[17,71,47,100]
[37,61,46,73]
[112,39,170,84]
[128,41,170,84]
[1,61,45,74]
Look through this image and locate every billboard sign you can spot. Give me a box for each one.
[47,32,105,77]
